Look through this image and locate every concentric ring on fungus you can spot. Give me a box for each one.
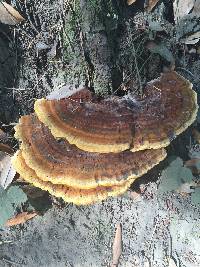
[130,71,198,152]
[14,114,167,189]
[34,88,136,153]
[12,71,198,205]
[34,72,198,153]
[12,151,134,205]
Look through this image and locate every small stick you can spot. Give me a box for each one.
[111,223,122,267]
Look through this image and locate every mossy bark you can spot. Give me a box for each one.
[62,0,120,95]
[62,0,162,96]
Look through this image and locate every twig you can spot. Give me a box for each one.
[0,240,13,245]
[132,44,143,95]
[24,0,40,34]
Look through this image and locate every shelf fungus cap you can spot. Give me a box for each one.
[34,72,198,153]
[34,88,136,153]
[129,71,198,151]
[12,151,134,205]
[14,114,167,189]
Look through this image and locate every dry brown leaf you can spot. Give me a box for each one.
[145,0,159,11]
[111,223,122,267]
[0,2,25,25]
[0,143,14,155]
[127,0,137,5]
[185,158,200,167]
[0,151,16,189]
[192,128,200,143]
[185,158,200,174]
[6,211,38,227]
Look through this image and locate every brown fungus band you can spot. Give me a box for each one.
[13,114,166,190]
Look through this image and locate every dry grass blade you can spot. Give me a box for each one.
[0,2,25,25]
[0,151,16,189]
[127,0,137,5]
[111,223,122,267]
[6,211,38,227]
[173,0,195,22]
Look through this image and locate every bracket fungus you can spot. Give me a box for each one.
[130,71,198,152]
[13,151,134,205]
[13,114,166,190]
[34,88,136,153]
[12,71,198,205]
[34,72,198,153]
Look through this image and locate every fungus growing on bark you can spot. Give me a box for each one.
[34,89,135,153]
[13,114,166,189]
[34,72,198,153]
[12,71,198,205]
[12,151,134,205]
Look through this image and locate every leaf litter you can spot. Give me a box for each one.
[0,152,16,189]
[0,2,25,25]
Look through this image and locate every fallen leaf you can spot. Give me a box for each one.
[0,2,25,25]
[192,128,200,143]
[185,158,200,167]
[6,211,37,227]
[158,157,194,194]
[145,0,159,11]
[181,31,200,44]
[0,152,16,189]
[128,191,141,201]
[168,257,177,267]
[173,0,195,22]
[185,158,200,174]
[0,185,27,227]
[127,0,137,5]
[177,181,196,194]
[145,41,175,66]
[0,143,14,155]
[111,223,122,267]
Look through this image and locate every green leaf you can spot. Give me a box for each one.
[0,185,27,227]
[158,157,194,193]
[146,42,175,64]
